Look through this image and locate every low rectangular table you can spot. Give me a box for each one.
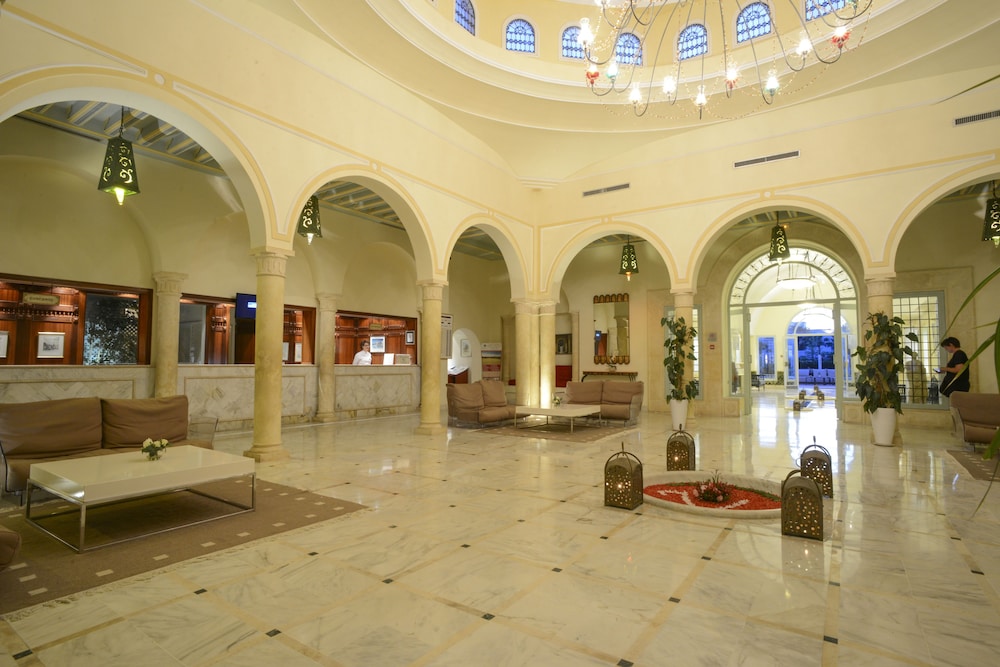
[25,445,256,552]
[515,405,601,432]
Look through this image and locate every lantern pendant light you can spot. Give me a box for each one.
[619,235,639,281]
[296,195,322,245]
[983,182,1000,248]
[97,106,140,205]
[768,211,791,263]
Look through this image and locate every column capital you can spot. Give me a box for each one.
[513,299,537,315]
[152,272,187,295]
[670,289,695,309]
[250,248,290,277]
[537,301,557,315]
[865,276,896,298]
[417,280,446,301]
[316,292,341,312]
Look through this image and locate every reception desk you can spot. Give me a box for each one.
[581,370,639,382]
[335,364,421,419]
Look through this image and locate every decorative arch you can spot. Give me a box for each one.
[444,215,528,301]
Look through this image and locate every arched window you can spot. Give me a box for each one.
[505,19,535,53]
[677,24,708,61]
[806,0,847,21]
[562,26,584,59]
[736,2,772,43]
[616,32,642,66]
[455,0,475,36]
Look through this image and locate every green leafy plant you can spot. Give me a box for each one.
[852,311,919,414]
[661,315,698,401]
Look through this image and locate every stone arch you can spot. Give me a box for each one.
[443,215,527,301]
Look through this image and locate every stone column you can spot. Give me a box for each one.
[244,249,290,462]
[514,300,535,406]
[865,276,895,320]
[152,272,186,398]
[672,289,696,424]
[314,292,340,422]
[416,280,446,434]
[537,301,555,405]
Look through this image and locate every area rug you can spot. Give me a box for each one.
[0,479,365,615]
[481,420,633,443]
[947,449,1000,481]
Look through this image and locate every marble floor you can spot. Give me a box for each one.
[2,390,1000,666]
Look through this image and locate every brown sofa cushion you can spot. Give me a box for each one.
[565,381,603,405]
[480,380,508,407]
[101,395,189,448]
[602,381,644,405]
[950,392,1000,444]
[447,383,485,414]
[478,405,516,423]
[0,397,103,459]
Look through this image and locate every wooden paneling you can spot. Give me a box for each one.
[335,311,417,364]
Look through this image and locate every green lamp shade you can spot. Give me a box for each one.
[297,195,322,244]
[97,136,140,205]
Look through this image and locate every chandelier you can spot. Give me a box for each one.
[577,0,873,118]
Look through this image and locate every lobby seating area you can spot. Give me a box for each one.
[950,391,1000,450]
[445,380,517,426]
[564,380,645,426]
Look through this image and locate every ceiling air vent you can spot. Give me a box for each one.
[734,150,799,169]
[583,183,630,197]
[954,110,1000,126]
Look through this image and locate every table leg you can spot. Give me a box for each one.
[80,504,87,551]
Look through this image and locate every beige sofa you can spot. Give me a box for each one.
[0,395,216,499]
[950,392,1000,450]
[564,380,644,425]
[446,380,517,426]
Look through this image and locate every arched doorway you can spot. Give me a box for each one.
[728,247,859,419]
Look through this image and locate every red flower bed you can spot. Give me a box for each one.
[644,483,781,511]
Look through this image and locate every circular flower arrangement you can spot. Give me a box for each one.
[695,472,732,503]
[643,471,782,518]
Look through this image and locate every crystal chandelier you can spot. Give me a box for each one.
[577,0,873,118]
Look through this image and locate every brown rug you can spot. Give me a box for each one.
[947,449,1000,481]
[0,479,365,615]
[481,419,634,443]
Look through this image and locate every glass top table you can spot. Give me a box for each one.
[514,405,602,432]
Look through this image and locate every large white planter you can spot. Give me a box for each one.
[870,407,897,446]
[670,399,689,431]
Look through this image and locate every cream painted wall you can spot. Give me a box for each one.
[445,252,511,344]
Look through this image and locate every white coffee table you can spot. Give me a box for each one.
[515,405,602,432]
[25,445,256,552]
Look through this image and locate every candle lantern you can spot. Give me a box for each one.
[604,444,643,510]
[799,437,833,497]
[666,426,695,471]
[781,469,824,541]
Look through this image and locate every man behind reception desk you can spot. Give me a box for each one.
[352,340,372,365]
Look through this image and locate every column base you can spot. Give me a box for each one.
[414,423,446,435]
[313,412,338,423]
[242,444,291,462]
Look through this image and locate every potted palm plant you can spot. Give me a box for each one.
[852,311,918,445]
[662,315,698,429]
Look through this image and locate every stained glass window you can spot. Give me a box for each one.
[455,0,475,36]
[505,19,535,53]
[678,24,708,61]
[806,0,847,21]
[562,26,584,59]
[736,2,772,43]
[616,32,642,66]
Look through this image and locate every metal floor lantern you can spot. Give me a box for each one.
[781,469,824,541]
[666,425,695,471]
[605,443,643,510]
[800,437,833,498]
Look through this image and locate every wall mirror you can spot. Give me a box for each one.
[593,293,629,364]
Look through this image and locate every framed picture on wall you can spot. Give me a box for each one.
[460,339,471,357]
[0,330,7,358]
[405,330,415,345]
[555,333,572,355]
[370,336,386,353]
[37,332,65,359]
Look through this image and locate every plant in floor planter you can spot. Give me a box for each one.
[662,315,698,429]
[852,311,918,445]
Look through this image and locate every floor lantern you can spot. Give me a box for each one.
[666,425,695,471]
[800,437,833,497]
[781,470,824,541]
[605,444,643,510]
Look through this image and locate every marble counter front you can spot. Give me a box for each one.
[335,364,421,419]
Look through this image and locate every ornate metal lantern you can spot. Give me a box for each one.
[781,470,824,541]
[604,444,643,510]
[800,438,833,497]
[666,426,695,471]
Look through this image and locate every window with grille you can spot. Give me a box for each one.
[562,26,584,59]
[505,19,535,53]
[616,32,642,65]
[736,2,772,43]
[84,294,139,365]
[455,0,475,35]
[678,24,708,61]
[892,293,944,405]
[806,0,847,21]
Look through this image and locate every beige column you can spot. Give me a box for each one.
[538,302,555,405]
[672,289,696,422]
[152,271,186,398]
[314,292,340,422]
[244,249,291,462]
[416,280,446,434]
[514,300,535,406]
[865,276,895,319]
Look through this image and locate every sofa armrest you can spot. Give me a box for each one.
[187,416,218,448]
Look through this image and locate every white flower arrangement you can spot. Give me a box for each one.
[141,437,169,460]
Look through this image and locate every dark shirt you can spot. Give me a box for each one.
[941,349,970,396]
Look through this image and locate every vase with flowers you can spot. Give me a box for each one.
[141,437,169,461]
